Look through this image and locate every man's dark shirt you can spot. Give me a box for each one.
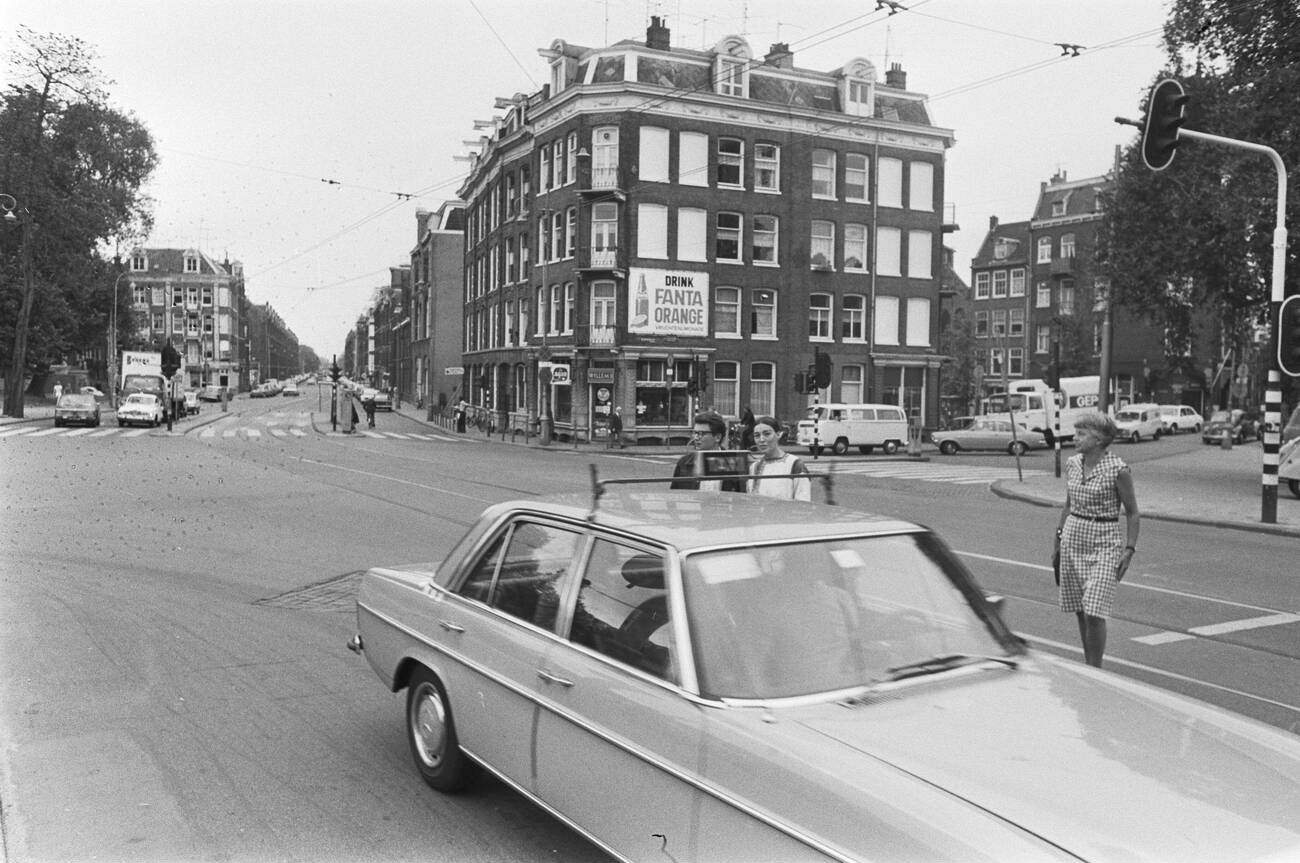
[670,452,746,492]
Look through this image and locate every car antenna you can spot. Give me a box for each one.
[588,463,605,521]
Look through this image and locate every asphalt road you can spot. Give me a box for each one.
[1,399,1296,862]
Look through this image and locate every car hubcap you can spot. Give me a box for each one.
[412,684,447,767]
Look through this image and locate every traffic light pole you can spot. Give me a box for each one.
[1179,128,1287,523]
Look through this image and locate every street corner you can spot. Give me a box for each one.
[990,476,1063,510]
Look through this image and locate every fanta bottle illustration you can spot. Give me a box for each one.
[632,274,650,327]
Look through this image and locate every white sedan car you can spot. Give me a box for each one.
[116,392,164,427]
[1158,404,1203,434]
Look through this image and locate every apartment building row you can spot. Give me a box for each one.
[352,17,957,443]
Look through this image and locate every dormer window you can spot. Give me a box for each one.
[130,252,147,271]
[994,239,1013,260]
[185,255,199,273]
[838,59,876,117]
[1051,199,1066,217]
[713,36,751,98]
[550,59,566,96]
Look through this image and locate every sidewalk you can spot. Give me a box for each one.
[991,439,1300,538]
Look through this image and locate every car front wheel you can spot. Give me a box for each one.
[831,438,849,456]
[1008,441,1028,456]
[939,440,959,455]
[1130,431,1141,443]
[406,667,473,792]
[882,440,899,455]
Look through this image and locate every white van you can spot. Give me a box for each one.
[796,403,910,455]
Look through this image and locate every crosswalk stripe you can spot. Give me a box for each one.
[381,432,411,439]
[122,429,149,437]
[359,431,384,438]
[63,428,96,436]
[88,428,117,437]
[270,428,288,437]
[0,427,37,437]
[245,429,261,438]
[223,429,237,438]
[200,428,215,438]
[289,428,307,436]
[27,428,65,437]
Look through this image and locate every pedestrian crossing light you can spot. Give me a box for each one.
[1141,78,1188,171]
[1279,295,1300,378]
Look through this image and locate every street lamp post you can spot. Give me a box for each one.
[109,267,128,409]
[1,193,34,419]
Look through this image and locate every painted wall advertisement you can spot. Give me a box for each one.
[627,267,709,337]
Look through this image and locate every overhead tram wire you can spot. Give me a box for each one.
[159,145,422,200]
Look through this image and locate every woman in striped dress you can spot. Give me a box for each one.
[1052,412,1141,668]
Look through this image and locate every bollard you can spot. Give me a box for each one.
[1220,429,1233,450]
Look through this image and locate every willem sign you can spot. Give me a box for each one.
[627,267,709,337]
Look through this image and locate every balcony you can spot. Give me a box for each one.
[575,324,620,348]
[1050,256,1074,276]
[579,247,624,277]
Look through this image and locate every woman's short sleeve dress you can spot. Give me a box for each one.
[1059,451,1128,618]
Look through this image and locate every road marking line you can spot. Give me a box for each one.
[63,428,95,436]
[295,457,496,503]
[88,429,117,437]
[290,428,306,436]
[1191,612,1300,637]
[0,427,37,437]
[245,429,261,438]
[382,432,412,439]
[26,427,64,437]
[122,429,149,437]
[1132,632,1193,646]
[359,430,383,438]
[270,428,287,437]
[200,428,215,438]
[223,429,236,438]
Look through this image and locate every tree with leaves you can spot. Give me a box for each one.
[1101,1,1298,408]
[1,26,157,417]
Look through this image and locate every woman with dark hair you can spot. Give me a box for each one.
[748,415,811,501]
[1052,411,1141,668]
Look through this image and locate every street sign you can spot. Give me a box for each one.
[444,366,464,375]
[549,364,571,384]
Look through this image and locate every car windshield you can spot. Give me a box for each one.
[681,533,1012,700]
[1116,410,1140,421]
[58,395,94,408]
[124,394,153,405]
[1209,410,1232,422]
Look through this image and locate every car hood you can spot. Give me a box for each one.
[771,658,1299,861]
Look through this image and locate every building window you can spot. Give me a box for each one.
[752,215,778,265]
[877,157,903,208]
[714,286,741,337]
[519,298,530,341]
[877,227,901,276]
[992,270,1008,298]
[1009,347,1024,377]
[534,287,545,335]
[504,301,516,345]
[203,315,214,334]
[906,298,930,346]
[844,223,868,271]
[566,132,578,183]
[1060,232,1076,259]
[749,362,775,416]
[1059,279,1075,315]
[975,310,989,338]
[846,79,872,116]
[1010,268,1026,297]
[750,289,776,338]
[717,57,747,97]
[1052,198,1066,217]
[841,294,865,341]
[909,162,934,211]
[133,285,148,304]
[975,272,991,300]
[540,146,553,192]
[1037,236,1052,263]
[551,210,565,261]
[845,153,868,201]
[639,126,670,183]
[809,293,833,341]
[591,127,618,189]
[754,143,780,191]
[1035,280,1050,308]
[131,253,147,271]
[679,131,708,186]
[1036,324,1051,354]
[713,361,739,417]
[841,364,864,402]
[907,230,932,279]
[591,202,618,264]
[992,309,1007,337]
[185,256,198,273]
[550,284,563,334]
[812,149,836,198]
[677,207,707,262]
[717,137,743,187]
[810,220,835,270]
[563,283,575,333]
[151,312,163,331]
[201,286,213,306]
[1009,308,1025,337]
[716,212,742,262]
[874,296,899,345]
[591,281,616,328]
[637,203,668,259]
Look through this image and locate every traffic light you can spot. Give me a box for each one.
[329,358,342,383]
[160,341,181,378]
[813,352,832,390]
[1279,295,1300,378]
[1141,78,1188,171]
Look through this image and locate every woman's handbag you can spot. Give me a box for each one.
[1052,549,1061,586]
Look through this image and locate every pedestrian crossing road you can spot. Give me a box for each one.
[0,424,468,443]
[624,453,1051,486]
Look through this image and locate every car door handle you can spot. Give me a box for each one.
[536,669,574,688]
[437,619,465,634]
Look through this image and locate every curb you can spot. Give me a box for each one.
[990,478,1300,539]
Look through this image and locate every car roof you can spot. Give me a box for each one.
[480,489,922,552]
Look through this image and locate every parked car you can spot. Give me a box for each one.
[1157,404,1203,434]
[1114,404,1164,442]
[1202,408,1257,444]
[116,392,164,427]
[281,382,299,397]
[79,385,106,399]
[53,393,101,427]
[933,416,1046,455]
[350,489,1300,863]
[1283,405,1300,445]
[198,384,229,402]
[371,389,393,411]
[249,383,277,398]
[183,390,201,415]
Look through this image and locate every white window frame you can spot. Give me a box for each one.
[975,272,991,299]
[1009,308,1025,337]
[716,57,748,97]
[841,294,866,342]
[749,362,775,416]
[754,143,780,192]
[717,137,744,187]
[716,211,742,263]
[752,215,778,266]
[1037,236,1052,263]
[809,293,833,341]
[1036,325,1051,354]
[591,281,616,328]
[812,149,836,199]
[1010,267,1026,297]
[750,289,777,339]
[845,153,869,202]
[1061,232,1076,259]
[1035,280,1051,308]
[810,220,835,270]
[992,270,1008,298]
[844,223,868,271]
[714,286,741,338]
[712,361,740,417]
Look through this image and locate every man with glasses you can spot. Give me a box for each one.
[671,411,747,492]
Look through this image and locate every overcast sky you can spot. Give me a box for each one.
[3,0,1171,358]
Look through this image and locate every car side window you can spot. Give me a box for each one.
[459,521,580,626]
[568,541,674,681]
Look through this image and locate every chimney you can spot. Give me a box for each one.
[885,62,906,89]
[415,208,432,239]
[646,16,670,50]
[765,42,794,68]
[989,215,999,230]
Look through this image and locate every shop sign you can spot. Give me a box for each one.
[549,364,571,384]
[587,367,615,383]
[628,267,709,337]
